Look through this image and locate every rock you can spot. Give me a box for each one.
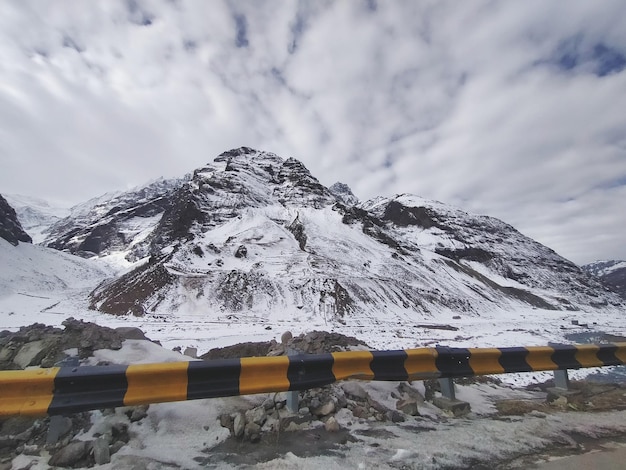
[111,422,129,444]
[244,422,261,443]
[0,194,32,245]
[351,406,369,419]
[114,327,147,340]
[341,382,369,400]
[43,416,72,445]
[22,444,40,456]
[311,400,335,417]
[234,245,247,258]
[109,441,125,455]
[0,346,14,362]
[388,410,406,423]
[280,331,292,344]
[0,436,16,449]
[546,388,582,403]
[262,397,275,411]
[219,413,233,430]
[267,345,285,356]
[128,405,149,422]
[48,440,91,468]
[233,413,245,438]
[324,416,340,432]
[62,318,123,358]
[396,398,419,416]
[13,340,50,368]
[284,422,300,432]
[367,398,388,414]
[551,396,568,409]
[0,416,36,437]
[91,437,110,465]
[432,397,471,416]
[245,406,267,426]
[183,347,197,358]
[398,382,425,403]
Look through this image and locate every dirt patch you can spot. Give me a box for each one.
[196,427,357,466]
[496,400,548,416]
[201,341,274,360]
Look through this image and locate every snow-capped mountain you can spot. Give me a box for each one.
[3,194,69,244]
[81,148,623,322]
[44,177,187,261]
[583,260,626,298]
[0,194,32,246]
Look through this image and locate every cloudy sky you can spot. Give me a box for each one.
[1,0,625,265]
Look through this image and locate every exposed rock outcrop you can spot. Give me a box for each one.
[0,194,32,246]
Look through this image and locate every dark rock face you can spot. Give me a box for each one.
[287,214,307,250]
[382,200,443,229]
[0,194,32,246]
[89,256,174,316]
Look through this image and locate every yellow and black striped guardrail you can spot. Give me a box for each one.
[1,343,625,417]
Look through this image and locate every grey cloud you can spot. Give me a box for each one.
[1,0,625,263]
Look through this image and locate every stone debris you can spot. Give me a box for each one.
[0,320,156,468]
[202,330,369,361]
[0,318,141,370]
[4,321,626,466]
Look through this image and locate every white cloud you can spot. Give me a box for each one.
[0,0,625,264]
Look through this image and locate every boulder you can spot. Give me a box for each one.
[341,382,369,400]
[396,399,419,416]
[398,382,425,403]
[92,437,111,465]
[311,400,335,417]
[244,422,261,443]
[13,340,50,368]
[48,440,91,468]
[114,327,147,340]
[432,397,471,416]
[233,413,245,438]
[245,406,267,426]
[324,416,340,432]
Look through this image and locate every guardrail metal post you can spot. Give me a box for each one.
[47,355,79,445]
[286,348,299,413]
[553,369,570,390]
[438,377,456,400]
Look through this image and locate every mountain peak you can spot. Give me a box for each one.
[329,182,359,206]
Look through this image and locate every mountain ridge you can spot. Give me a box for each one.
[74,147,623,322]
[583,260,626,298]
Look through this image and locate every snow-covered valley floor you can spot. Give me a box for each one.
[3,240,626,469]
[2,276,625,388]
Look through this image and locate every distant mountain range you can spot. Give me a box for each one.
[1,148,623,326]
[582,260,626,298]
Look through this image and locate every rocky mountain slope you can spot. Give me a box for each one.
[76,147,623,322]
[44,177,185,260]
[0,194,32,246]
[583,260,626,298]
